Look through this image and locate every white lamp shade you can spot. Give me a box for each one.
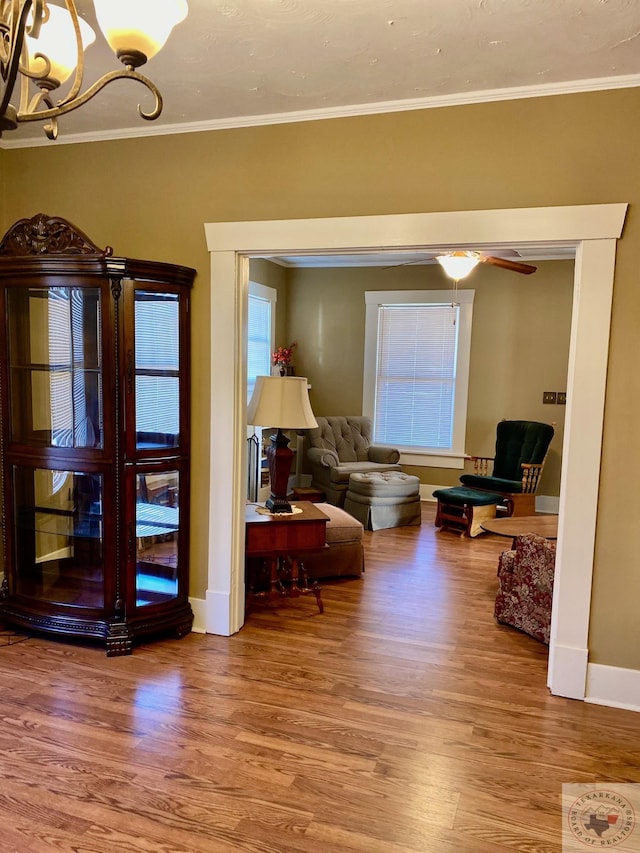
[25,5,96,85]
[247,376,318,429]
[93,0,188,62]
[437,251,480,281]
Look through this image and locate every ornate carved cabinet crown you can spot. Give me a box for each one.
[0,214,196,655]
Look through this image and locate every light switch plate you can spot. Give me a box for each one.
[543,391,557,404]
[557,392,567,404]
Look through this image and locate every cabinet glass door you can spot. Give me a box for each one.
[135,291,180,449]
[7,287,102,448]
[12,467,104,608]
[135,470,180,606]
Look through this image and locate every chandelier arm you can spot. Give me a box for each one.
[35,89,57,139]
[25,85,47,114]
[0,0,36,122]
[18,49,51,82]
[25,0,44,39]
[61,0,84,104]
[16,67,164,124]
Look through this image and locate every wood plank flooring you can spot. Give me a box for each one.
[1,503,638,852]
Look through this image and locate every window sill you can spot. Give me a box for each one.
[399,451,466,470]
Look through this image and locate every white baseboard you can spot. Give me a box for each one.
[585,663,640,712]
[536,494,560,514]
[421,484,440,501]
[205,588,236,636]
[547,642,588,699]
[189,596,207,633]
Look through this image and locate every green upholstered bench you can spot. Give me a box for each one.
[432,486,503,538]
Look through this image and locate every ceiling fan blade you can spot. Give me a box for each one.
[381,258,428,270]
[480,255,537,274]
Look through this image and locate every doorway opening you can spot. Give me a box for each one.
[204,204,627,701]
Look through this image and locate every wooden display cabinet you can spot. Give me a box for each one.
[0,214,195,655]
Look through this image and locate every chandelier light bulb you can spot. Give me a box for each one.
[93,0,189,66]
[25,4,96,87]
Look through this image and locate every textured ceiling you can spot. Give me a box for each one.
[4,0,640,146]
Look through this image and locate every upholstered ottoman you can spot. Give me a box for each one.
[344,471,422,531]
[432,486,503,538]
[302,503,364,579]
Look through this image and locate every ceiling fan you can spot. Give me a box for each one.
[385,249,537,280]
[438,250,537,279]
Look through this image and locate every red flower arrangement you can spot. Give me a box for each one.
[272,341,297,366]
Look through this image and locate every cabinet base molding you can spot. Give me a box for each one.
[0,599,194,657]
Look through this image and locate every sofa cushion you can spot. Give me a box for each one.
[330,461,402,484]
[316,502,364,544]
[459,474,523,493]
[308,416,372,462]
[432,486,504,506]
[302,502,364,579]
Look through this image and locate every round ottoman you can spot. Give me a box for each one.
[344,471,422,531]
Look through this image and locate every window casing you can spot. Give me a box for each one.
[363,290,474,468]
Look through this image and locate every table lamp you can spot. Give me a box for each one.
[247,376,318,513]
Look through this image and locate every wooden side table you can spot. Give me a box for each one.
[245,502,327,612]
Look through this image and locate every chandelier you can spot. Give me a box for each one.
[0,0,188,140]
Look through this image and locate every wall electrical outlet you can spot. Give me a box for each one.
[557,392,567,404]
[543,391,557,404]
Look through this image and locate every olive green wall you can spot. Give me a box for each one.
[286,260,571,496]
[1,87,639,668]
[248,258,288,346]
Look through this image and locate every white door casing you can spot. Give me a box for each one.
[204,204,627,700]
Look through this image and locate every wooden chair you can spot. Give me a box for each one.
[460,420,554,517]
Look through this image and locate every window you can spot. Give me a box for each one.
[363,290,474,467]
[247,282,276,403]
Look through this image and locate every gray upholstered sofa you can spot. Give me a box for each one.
[305,416,401,507]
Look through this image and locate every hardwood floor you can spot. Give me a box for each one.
[1,503,638,852]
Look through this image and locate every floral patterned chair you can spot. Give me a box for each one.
[494,532,556,643]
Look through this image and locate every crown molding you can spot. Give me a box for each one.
[2,73,639,150]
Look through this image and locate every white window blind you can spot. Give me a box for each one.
[375,304,459,449]
[247,283,276,403]
[363,290,474,461]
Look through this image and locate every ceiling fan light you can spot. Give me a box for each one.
[436,251,480,281]
[25,5,96,87]
[93,0,188,65]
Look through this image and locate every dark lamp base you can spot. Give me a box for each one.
[265,495,293,514]
[265,428,295,515]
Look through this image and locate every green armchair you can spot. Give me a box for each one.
[460,420,554,516]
